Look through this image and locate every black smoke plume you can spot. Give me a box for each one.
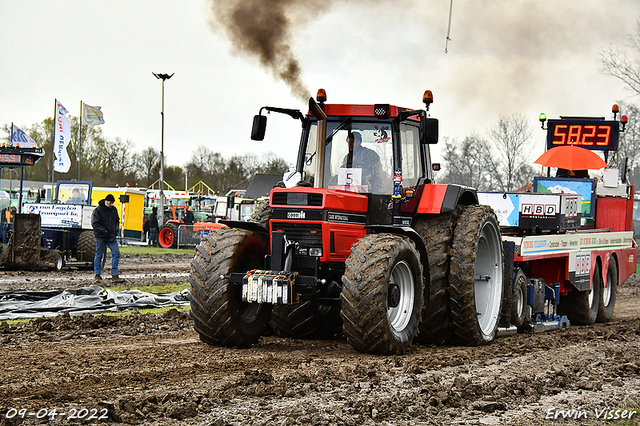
[208,0,327,101]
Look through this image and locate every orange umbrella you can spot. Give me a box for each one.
[534,146,609,170]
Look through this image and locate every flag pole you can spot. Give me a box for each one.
[51,99,56,200]
[78,100,83,180]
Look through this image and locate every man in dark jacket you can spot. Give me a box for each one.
[92,194,124,283]
[148,206,159,247]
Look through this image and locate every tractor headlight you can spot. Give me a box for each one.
[309,247,323,257]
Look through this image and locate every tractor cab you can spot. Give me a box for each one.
[252,89,444,225]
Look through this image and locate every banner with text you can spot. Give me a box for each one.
[53,99,71,173]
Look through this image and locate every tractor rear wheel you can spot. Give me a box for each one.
[597,260,618,323]
[159,223,179,248]
[188,228,272,347]
[341,233,423,355]
[449,205,504,345]
[412,209,460,345]
[558,263,601,325]
[77,230,96,263]
[270,301,342,339]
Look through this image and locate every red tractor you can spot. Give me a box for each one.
[158,204,225,248]
[188,90,505,354]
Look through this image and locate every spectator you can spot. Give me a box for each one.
[184,206,195,226]
[92,194,124,283]
[148,207,159,247]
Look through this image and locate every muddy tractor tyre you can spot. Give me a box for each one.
[159,223,179,248]
[341,233,423,355]
[77,230,96,263]
[597,260,618,323]
[449,205,505,345]
[270,301,342,339]
[511,269,529,329]
[188,228,272,347]
[558,262,601,325]
[249,199,272,229]
[412,209,460,345]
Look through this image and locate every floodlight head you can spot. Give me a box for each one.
[152,72,174,80]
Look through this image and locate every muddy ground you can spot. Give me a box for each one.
[1,252,639,425]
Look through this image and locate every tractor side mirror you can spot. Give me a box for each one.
[422,118,438,144]
[251,115,267,141]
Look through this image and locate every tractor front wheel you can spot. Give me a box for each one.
[188,228,271,347]
[341,233,423,355]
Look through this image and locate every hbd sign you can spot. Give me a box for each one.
[521,203,557,217]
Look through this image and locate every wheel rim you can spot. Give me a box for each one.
[516,278,525,319]
[160,229,173,247]
[387,260,415,333]
[602,277,611,307]
[474,220,503,337]
[56,254,63,271]
[603,263,618,308]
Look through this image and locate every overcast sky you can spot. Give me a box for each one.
[1,1,639,173]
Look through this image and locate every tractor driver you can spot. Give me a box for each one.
[341,131,385,193]
[66,188,86,204]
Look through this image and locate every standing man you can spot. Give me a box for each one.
[92,194,124,283]
[148,206,159,247]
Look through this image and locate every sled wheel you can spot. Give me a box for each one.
[412,209,460,345]
[597,259,618,323]
[77,230,96,262]
[559,262,601,325]
[55,253,64,271]
[449,205,504,345]
[159,223,179,248]
[188,228,272,347]
[341,233,423,355]
[270,300,342,339]
[511,269,528,328]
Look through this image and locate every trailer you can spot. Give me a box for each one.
[481,107,636,334]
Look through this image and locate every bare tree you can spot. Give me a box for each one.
[601,21,640,96]
[133,146,161,187]
[609,102,640,185]
[439,135,492,190]
[482,113,535,192]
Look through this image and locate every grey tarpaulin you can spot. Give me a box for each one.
[0,285,190,320]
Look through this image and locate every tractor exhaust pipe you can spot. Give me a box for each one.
[309,97,327,188]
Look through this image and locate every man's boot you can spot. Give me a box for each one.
[94,274,102,282]
[111,274,126,284]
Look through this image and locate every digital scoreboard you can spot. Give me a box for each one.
[0,148,44,166]
[546,119,619,151]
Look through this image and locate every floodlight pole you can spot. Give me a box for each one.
[152,72,174,228]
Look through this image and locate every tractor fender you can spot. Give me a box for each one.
[416,184,478,214]
[365,225,430,301]
[219,219,269,245]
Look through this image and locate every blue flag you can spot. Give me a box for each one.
[11,125,37,148]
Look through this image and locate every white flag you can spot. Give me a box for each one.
[82,103,105,125]
[11,125,38,148]
[54,99,71,173]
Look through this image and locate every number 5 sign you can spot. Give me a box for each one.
[338,168,362,186]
